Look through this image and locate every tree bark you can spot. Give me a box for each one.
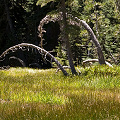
[80,20,106,65]
[60,0,77,74]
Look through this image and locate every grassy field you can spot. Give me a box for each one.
[0,65,120,120]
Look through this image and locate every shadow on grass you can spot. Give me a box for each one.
[1,90,120,120]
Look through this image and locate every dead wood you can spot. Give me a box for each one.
[0,43,68,76]
[82,59,113,68]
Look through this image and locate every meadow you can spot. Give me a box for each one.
[0,65,120,120]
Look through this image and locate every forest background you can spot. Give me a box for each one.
[0,0,120,69]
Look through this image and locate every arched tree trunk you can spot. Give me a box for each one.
[38,13,106,70]
[80,20,106,64]
[0,43,69,76]
[72,18,106,65]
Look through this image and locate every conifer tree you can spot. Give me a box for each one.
[37,0,77,74]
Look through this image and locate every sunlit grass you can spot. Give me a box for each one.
[0,65,120,119]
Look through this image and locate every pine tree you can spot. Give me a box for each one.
[37,0,77,74]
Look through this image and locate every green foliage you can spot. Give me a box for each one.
[67,0,120,64]
[1,66,120,119]
[36,0,55,7]
[0,0,120,67]
[36,0,78,7]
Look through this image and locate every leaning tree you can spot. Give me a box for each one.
[37,0,106,73]
[0,14,109,75]
[0,13,107,73]
[0,0,108,76]
[38,13,106,65]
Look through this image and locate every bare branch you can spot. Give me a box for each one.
[9,56,26,67]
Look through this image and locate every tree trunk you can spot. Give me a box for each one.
[60,0,77,74]
[80,20,106,65]
[70,16,106,65]
[4,0,17,44]
[0,43,69,76]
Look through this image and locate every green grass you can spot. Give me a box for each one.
[0,65,120,119]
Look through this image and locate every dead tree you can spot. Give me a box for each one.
[56,66,70,73]
[38,13,106,68]
[56,66,81,74]
[82,59,113,68]
[0,43,68,76]
[38,14,106,75]
[0,14,107,75]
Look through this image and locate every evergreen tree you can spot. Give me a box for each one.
[70,0,120,64]
[37,0,77,74]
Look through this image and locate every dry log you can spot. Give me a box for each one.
[82,59,113,68]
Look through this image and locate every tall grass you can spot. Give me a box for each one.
[0,65,120,119]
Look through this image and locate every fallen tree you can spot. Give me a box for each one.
[56,66,70,73]
[0,43,69,76]
[82,59,113,68]
[0,14,108,75]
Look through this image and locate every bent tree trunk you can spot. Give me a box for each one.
[38,13,106,71]
[72,17,106,64]
[0,43,68,76]
[80,20,106,65]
